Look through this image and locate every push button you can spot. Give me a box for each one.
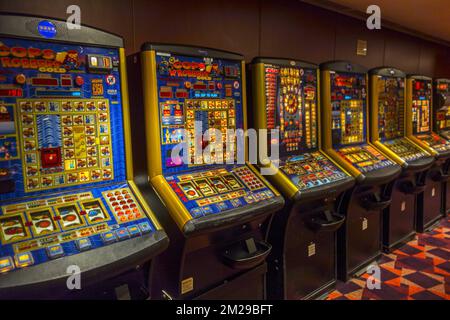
[102,231,116,244]
[0,256,14,273]
[127,225,141,238]
[47,244,64,259]
[15,73,26,85]
[76,238,92,251]
[115,228,130,241]
[15,252,34,268]
[138,221,152,234]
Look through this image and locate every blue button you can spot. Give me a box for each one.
[15,252,34,267]
[202,206,213,215]
[216,202,228,211]
[0,256,14,273]
[230,199,242,208]
[102,232,117,244]
[116,228,130,241]
[127,225,141,238]
[46,244,64,259]
[139,222,153,234]
[76,238,92,251]
[190,208,203,218]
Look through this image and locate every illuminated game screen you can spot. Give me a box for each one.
[0,38,124,200]
[264,64,317,157]
[261,62,348,190]
[0,37,155,274]
[155,53,243,175]
[376,77,405,140]
[411,79,432,135]
[435,81,450,136]
[330,72,367,147]
[412,79,450,152]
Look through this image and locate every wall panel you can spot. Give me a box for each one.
[0,0,448,77]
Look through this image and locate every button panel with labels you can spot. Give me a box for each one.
[165,165,275,218]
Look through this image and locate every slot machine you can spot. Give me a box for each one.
[434,78,450,214]
[0,14,168,299]
[320,61,401,281]
[128,44,284,299]
[249,58,354,299]
[406,75,450,231]
[369,68,435,249]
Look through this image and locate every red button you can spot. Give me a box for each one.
[75,76,84,86]
[15,74,26,84]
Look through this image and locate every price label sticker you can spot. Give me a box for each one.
[308,243,316,257]
[362,218,368,230]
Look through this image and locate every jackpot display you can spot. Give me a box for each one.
[130,44,283,299]
[251,58,353,299]
[0,15,167,298]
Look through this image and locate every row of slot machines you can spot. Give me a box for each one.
[0,14,449,300]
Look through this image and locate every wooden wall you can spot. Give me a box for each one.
[1,0,449,77]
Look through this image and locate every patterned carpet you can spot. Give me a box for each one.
[327,216,450,300]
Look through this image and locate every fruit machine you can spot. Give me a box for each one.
[127,44,284,300]
[406,75,450,231]
[320,61,401,281]
[249,57,354,299]
[369,67,435,249]
[434,78,450,214]
[0,14,168,299]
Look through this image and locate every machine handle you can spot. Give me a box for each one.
[431,170,450,182]
[304,210,345,233]
[221,239,272,270]
[399,181,426,194]
[361,193,391,211]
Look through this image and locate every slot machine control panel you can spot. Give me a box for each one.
[0,36,157,274]
[383,138,428,162]
[279,152,348,190]
[165,165,275,218]
[337,145,393,173]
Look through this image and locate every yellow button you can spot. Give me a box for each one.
[15,253,34,268]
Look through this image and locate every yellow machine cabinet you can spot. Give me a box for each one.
[369,67,435,247]
[127,44,284,300]
[0,14,168,299]
[250,57,354,299]
[406,75,449,231]
[320,61,401,280]
[433,78,450,214]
